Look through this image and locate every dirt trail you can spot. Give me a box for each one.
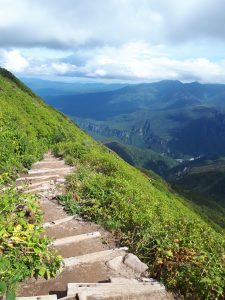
[17,153,174,300]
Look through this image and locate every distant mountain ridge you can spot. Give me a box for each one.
[42,80,225,119]
[39,80,225,158]
[23,78,225,158]
[21,77,127,97]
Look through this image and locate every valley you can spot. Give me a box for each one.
[28,79,225,231]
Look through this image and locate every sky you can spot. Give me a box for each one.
[1,0,225,83]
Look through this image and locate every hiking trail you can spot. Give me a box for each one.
[17,152,174,300]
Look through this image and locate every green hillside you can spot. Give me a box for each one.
[103,142,225,231]
[28,79,225,219]
[169,158,225,230]
[104,141,178,176]
[0,68,225,299]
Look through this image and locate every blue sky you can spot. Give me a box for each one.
[1,0,225,83]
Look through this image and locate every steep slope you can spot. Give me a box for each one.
[36,79,225,236]
[18,153,171,299]
[103,142,225,231]
[0,68,85,178]
[0,69,225,299]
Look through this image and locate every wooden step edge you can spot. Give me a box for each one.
[17,178,66,191]
[68,282,164,288]
[24,185,51,193]
[28,167,75,174]
[77,290,168,300]
[53,231,101,247]
[32,162,67,169]
[16,175,61,181]
[33,160,66,165]
[17,182,52,190]
[43,216,75,228]
[16,295,57,300]
[63,247,128,267]
[67,282,166,297]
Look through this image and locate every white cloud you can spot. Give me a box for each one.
[1,50,29,72]
[51,62,76,75]
[66,43,225,83]
[1,1,225,82]
[1,44,225,83]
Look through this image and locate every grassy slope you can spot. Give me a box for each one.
[103,141,225,233]
[0,69,224,299]
[0,68,85,177]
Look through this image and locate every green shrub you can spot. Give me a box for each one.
[0,175,62,295]
[57,193,81,215]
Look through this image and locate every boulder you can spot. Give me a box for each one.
[123,253,148,274]
[106,255,123,271]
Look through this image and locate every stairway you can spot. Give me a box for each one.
[17,153,174,300]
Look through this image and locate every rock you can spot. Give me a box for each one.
[106,256,123,271]
[141,277,159,283]
[56,178,66,183]
[123,253,148,274]
[75,216,83,221]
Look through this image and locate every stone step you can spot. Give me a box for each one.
[63,247,128,267]
[43,216,75,228]
[53,231,101,247]
[67,282,166,299]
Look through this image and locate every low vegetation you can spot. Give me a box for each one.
[0,176,62,297]
[0,68,84,295]
[0,68,224,299]
[53,141,225,300]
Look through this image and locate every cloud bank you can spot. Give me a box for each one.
[0,0,225,82]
